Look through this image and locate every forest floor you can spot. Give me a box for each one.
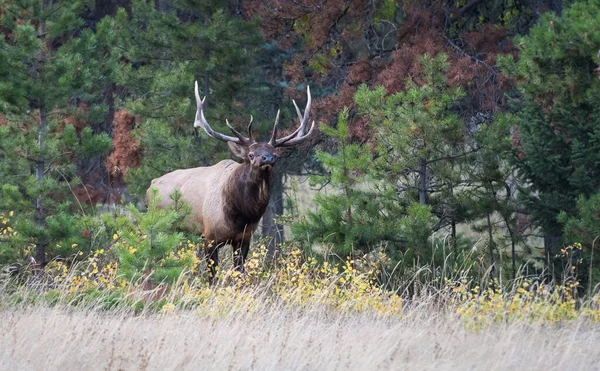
[1,305,599,371]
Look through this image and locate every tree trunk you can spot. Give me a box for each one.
[34,3,48,269]
[486,212,496,278]
[203,51,211,97]
[451,220,457,251]
[262,172,284,259]
[87,0,131,24]
[418,158,427,205]
[505,219,517,279]
[154,0,172,13]
[35,103,48,268]
[544,233,562,282]
[548,0,562,16]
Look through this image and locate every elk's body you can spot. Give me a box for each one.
[148,81,314,282]
[150,159,272,244]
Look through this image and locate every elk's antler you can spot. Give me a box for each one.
[269,86,316,148]
[193,81,254,146]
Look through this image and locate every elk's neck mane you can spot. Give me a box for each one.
[222,163,274,231]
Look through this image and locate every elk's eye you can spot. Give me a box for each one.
[249,153,255,160]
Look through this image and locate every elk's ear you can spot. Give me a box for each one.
[228,142,247,160]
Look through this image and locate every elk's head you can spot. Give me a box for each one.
[234,142,278,173]
[193,81,314,174]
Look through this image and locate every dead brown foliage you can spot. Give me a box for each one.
[72,184,104,206]
[62,104,89,133]
[105,109,141,185]
[246,2,516,143]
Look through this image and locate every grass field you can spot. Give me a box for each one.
[1,217,598,370]
[2,303,599,371]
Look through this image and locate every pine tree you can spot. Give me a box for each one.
[294,55,475,264]
[292,107,437,264]
[559,193,600,295]
[354,54,468,225]
[0,0,114,266]
[112,189,193,286]
[498,0,600,279]
[459,115,522,279]
[292,108,393,258]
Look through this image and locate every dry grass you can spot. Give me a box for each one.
[1,304,599,371]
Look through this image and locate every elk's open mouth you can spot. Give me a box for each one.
[260,164,272,171]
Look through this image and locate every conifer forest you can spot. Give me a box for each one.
[1,1,600,369]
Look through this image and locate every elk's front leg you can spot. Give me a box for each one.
[204,242,220,285]
[233,239,251,272]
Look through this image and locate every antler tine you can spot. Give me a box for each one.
[268,109,280,146]
[292,99,303,123]
[247,115,254,140]
[298,85,311,135]
[193,81,243,144]
[273,85,314,147]
[226,119,253,145]
[278,120,316,147]
[273,123,303,147]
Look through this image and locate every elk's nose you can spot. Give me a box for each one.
[261,154,274,164]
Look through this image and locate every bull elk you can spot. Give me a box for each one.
[148,81,314,283]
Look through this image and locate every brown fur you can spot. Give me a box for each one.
[222,164,273,233]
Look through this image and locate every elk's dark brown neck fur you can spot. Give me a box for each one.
[222,163,274,232]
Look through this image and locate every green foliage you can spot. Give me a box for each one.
[0,0,115,265]
[292,108,394,256]
[110,190,192,285]
[398,203,435,257]
[560,193,600,293]
[355,54,466,208]
[294,56,475,266]
[353,54,474,256]
[561,194,600,248]
[292,105,437,268]
[1,0,599,295]
[457,114,523,276]
[292,53,527,283]
[498,0,600,271]
[374,0,398,24]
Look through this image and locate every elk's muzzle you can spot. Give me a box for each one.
[258,154,275,171]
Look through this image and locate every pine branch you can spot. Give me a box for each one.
[426,147,479,165]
